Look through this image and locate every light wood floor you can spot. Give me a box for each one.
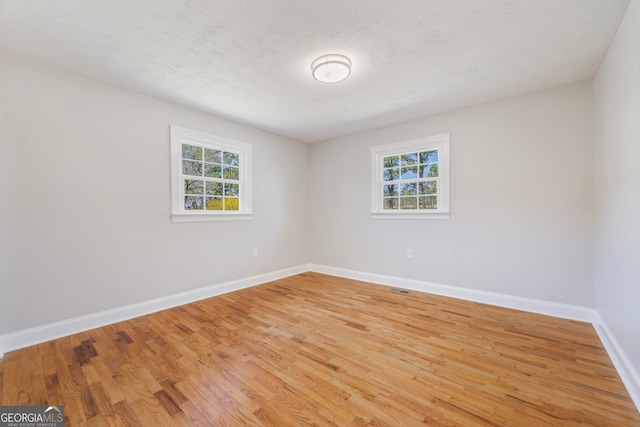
[1,272,638,426]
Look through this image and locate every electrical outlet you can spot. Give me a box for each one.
[406,249,413,259]
[253,248,258,257]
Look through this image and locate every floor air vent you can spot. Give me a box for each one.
[390,288,411,295]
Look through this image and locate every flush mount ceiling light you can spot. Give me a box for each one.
[311,54,352,83]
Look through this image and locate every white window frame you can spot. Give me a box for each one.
[170,126,253,223]
[371,133,450,220]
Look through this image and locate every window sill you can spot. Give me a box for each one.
[371,211,450,220]
[172,212,253,223]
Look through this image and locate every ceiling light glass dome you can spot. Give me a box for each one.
[311,54,351,83]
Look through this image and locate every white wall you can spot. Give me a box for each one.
[0,88,22,328]
[594,0,640,378]
[310,82,595,306]
[0,53,310,335]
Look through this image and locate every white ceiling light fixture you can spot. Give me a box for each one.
[311,54,352,83]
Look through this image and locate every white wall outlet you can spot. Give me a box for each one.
[253,248,258,257]
[406,249,413,259]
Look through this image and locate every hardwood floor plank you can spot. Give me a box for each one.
[1,272,639,426]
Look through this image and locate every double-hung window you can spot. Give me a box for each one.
[170,126,252,222]
[371,133,450,219]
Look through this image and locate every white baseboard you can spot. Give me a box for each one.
[592,314,640,410]
[0,264,311,357]
[309,264,596,322]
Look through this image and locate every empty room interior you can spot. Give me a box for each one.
[1,0,640,425]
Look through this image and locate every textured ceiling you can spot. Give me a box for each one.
[0,0,630,142]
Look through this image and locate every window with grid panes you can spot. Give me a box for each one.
[170,126,252,222]
[371,134,449,219]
